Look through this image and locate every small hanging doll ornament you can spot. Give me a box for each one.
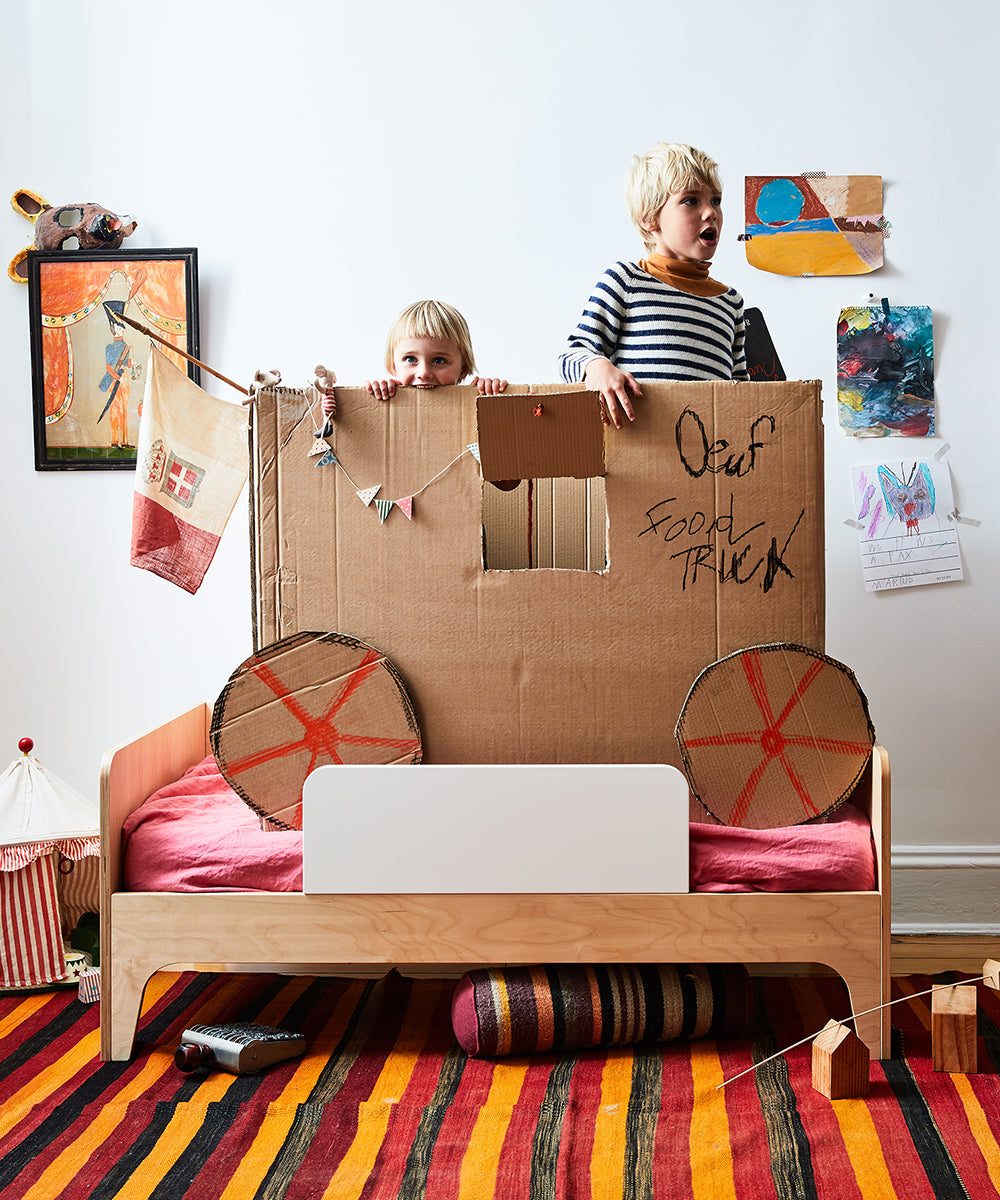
[316,364,337,437]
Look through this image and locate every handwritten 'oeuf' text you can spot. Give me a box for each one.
[638,406,804,592]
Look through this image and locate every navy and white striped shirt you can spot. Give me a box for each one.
[559,261,748,384]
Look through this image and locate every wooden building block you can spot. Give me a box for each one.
[982,959,1000,992]
[931,984,978,1074]
[812,1019,870,1099]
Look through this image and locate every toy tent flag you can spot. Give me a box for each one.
[0,741,99,989]
[131,346,249,593]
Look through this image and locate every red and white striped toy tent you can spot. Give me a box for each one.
[0,739,99,990]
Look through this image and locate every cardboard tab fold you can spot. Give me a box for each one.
[476,391,605,482]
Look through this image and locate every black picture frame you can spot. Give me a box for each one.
[27,247,199,471]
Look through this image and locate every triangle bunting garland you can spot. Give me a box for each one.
[307,426,476,527]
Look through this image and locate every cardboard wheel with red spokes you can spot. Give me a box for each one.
[674,643,874,829]
[211,631,422,830]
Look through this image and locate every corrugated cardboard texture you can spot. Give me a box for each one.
[481,477,607,571]
[210,631,422,829]
[477,391,605,481]
[251,381,824,770]
[674,644,874,829]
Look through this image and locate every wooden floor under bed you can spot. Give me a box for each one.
[100,703,891,1062]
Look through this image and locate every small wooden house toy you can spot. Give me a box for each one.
[812,1019,870,1099]
[931,983,978,1074]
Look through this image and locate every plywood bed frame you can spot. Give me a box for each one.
[99,703,891,1062]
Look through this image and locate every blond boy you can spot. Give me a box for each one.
[559,143,748,428]
[322,300,505,412]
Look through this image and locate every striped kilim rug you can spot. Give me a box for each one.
[1,969,998,1199]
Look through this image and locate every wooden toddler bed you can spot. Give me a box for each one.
[99,703,891,1061]
[101,380,889,1062]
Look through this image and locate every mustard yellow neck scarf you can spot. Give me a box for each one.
[637,253,730,298]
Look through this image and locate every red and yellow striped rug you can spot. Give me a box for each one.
[1,969,998,1198]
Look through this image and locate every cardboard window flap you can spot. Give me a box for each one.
[476,391,605,481]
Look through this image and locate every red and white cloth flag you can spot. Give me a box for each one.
[131,347,248,593]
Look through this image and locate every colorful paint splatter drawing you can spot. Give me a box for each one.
[837,304,934,437]
[744,175,884,276]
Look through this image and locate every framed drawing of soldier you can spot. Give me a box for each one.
[26,248,199,471]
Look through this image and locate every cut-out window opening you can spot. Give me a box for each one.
[476,391,607,573]
[482,476,608,572]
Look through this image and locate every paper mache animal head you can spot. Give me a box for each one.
[8,188,138,282]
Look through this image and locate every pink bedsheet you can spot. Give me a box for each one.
[690,803,876,892]
[123,756,302,892]
[123,757,875,893]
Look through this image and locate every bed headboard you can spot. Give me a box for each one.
[249,381,824,768]
[99,703,211,897]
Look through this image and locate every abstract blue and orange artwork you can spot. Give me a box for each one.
[744,175,884,276]
[837,304,934,437]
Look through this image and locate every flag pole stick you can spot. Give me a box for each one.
[114,311,250,397]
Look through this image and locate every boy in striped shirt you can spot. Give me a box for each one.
[559,143,748,428]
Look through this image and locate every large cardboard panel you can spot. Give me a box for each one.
[251,381,823,769]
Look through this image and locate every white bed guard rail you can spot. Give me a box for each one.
[303,764,690,895]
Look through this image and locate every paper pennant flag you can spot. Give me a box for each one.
[315,450,338,467]
[374,498,393,523]
[309,440,333,458]
[467,443,480,463]
[357,485,381,506]
[395,496,413,520]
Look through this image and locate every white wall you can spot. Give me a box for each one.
[3,0,997,930]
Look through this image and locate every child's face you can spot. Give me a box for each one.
[392,336,465,388]
[646,183,723,263]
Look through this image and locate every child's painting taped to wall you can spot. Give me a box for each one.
[850,459,962,592]
[744,176,884,276]
[838,304,934,437]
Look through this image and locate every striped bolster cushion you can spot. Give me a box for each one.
[451,963,750,1058]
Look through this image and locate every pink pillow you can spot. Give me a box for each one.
[122,757,302,892]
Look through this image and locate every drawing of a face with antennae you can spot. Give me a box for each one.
[877,462,936,535]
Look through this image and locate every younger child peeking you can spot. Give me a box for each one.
[558,142,748,428]
[363,300,506,403]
